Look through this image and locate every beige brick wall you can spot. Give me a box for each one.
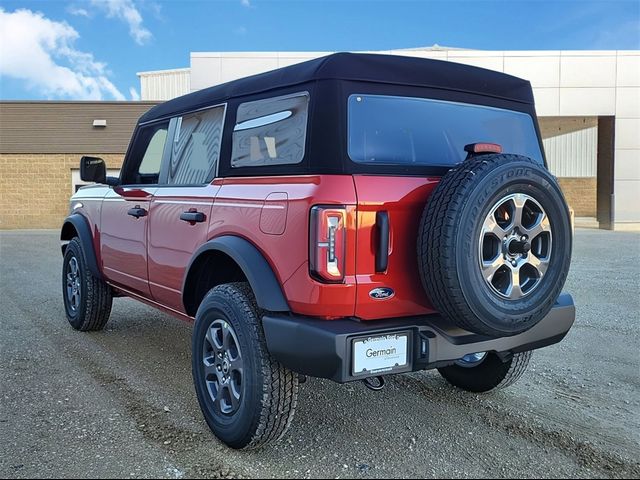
[0,155,599,229]
[0,154,124,229]
[558,177,597,217]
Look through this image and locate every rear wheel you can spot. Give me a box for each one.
[62,237,112,331]
[438,350,532,393]
[192,283,299,449]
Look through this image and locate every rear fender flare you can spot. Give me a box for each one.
[183,235,290,313]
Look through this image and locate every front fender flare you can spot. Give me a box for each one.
[183,236,290,313]
[61,213,102,280]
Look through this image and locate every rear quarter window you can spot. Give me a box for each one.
[348,94,543,167]
[231,92,309,168]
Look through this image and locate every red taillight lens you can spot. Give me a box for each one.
[310,206,346,282]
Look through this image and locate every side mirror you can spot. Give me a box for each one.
[80,156,106,184]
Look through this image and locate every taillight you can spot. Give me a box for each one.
[309,206,346,283]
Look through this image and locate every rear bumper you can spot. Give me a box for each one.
[263,293,575,383]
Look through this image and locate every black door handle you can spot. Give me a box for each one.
[180,211,206,223]
[375,211,390,273]
[127,207,147,218]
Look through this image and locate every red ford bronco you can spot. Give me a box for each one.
[61,53,575,449]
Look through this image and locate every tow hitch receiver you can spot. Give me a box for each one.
[363,376,385,391]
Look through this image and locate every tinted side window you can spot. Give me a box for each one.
[140,129,167,174]
[168,105,226,185]
[122,122,169,185]
[231,92,309,168]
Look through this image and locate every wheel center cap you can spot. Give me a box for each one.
[222,359,230,374]
[507,238,531,255]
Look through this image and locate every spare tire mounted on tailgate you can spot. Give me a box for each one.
[418,154,572,337]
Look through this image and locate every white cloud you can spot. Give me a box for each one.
[129,86,140,101]
[67,6,91,18]
[240,0,251,7]
[90,0,152,45]
[0,8,125,100]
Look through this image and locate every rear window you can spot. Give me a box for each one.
[348,94,542,167]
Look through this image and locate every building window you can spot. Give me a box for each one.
[231,92,309,168]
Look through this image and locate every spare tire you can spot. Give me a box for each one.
[417,154,572,337]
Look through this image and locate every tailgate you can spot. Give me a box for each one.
[353,175,441,320]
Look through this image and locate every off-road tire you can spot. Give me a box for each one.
[192,282,299,449]
[62,237,113,331]
[418,154,572,337]
[438,351,533,393]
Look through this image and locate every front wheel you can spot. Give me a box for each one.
[62,237,112,331]
[192,283,299,449]
[437,350,532,393]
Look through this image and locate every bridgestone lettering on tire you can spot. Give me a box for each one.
[418,154,572,337]
[192,282,299,449]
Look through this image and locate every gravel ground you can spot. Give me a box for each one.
[0,228,639,479]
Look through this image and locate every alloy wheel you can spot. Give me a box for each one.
[202,319,244,415]
[65,256,81,312]
[479,193,552,299]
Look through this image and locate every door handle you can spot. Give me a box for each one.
[180,211,206,223]
[127,206,147,218]
[375,211,390,273]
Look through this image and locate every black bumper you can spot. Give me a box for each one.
[262,293,575,383]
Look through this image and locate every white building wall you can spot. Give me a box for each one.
[613,52,640,224]
[139,48,640,225]
[138,68,191,101]
[190,52,333,92]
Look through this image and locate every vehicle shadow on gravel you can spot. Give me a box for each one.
[61,301,639,480]
[3,230,639,479]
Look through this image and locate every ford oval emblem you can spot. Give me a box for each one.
[369,287,395,300]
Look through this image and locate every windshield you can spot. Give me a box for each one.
[348,94,543,167]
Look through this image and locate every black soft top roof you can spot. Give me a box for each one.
[139,52,534,124]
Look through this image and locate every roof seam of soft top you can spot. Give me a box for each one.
[314,51,346,77]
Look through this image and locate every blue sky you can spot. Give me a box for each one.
[0,0,639,101]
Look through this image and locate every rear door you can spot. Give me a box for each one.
[348,93,545,320]
[353,175,439,319]
[147,105,226,313]
[100,121,169,297]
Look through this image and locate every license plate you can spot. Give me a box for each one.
[352,333,409,376]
